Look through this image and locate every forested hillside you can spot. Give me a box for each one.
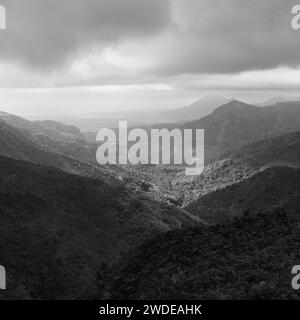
[99,208,300,300]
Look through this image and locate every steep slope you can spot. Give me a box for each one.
[0,118,184,206]
[159,96,233,123]
[0,118,185,203]
[100,208,300,299]
[0,119,121,185]
[228,131,300,167]
[185,166,300,224]
[172,159,256,206]
[180,100,300,162]
[0,156,198,299]
[0,111,97,165]
[0,111,83,142]
[0,119,45,162]
[172,131,300,206]
[35,120,85,140]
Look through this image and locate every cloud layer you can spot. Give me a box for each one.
[155,0,300,75]
[0,0,171,69]
[0,0,299,91]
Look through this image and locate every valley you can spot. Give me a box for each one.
[0,98,299,299]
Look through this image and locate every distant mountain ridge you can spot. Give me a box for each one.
[0,110,100,166]
[180,100,300,162]
[0,118,122,186]
[0,111,84,142]
[43,96,233,132]
[257,96,300,106]
[34,120,84,140]
[158,95,233,123]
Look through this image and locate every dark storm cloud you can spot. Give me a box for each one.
[0,0,171,69]
[157,0,300,75]
[0,0,299,78]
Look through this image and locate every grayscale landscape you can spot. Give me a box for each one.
[0,0,300,300]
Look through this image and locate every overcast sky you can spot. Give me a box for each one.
[0,0,300,117]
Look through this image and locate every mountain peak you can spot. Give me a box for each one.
[212,99,255,114]
[188,95,232,108]
[160,95,233,123]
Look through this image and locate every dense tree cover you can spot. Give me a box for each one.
[0,156,195,299]
[98,208,300,300]
[0,110,300,300]
[186,166,300,224]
